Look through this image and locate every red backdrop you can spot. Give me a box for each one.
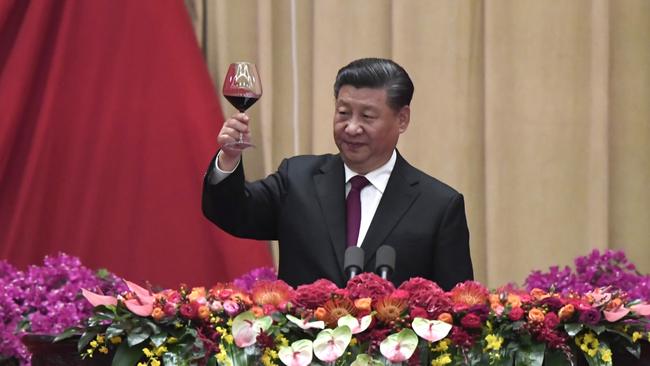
[0,0,272,287]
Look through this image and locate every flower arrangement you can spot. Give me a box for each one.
[75,252,650,366]
[0,253,124,366]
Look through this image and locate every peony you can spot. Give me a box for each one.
[543,312,560,329]
[294,279,339,309]
[460,313,482,329]
[346,273,395,302]
[508,306,524,321]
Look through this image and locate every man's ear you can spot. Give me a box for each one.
[398,105,410,134]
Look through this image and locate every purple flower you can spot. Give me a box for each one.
[233,267,277,292]
[0,253,124,365]
[578,308,601,325]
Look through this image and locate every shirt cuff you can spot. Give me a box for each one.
[207,150,240,184]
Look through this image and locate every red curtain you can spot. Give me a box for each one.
[0,0,272,287]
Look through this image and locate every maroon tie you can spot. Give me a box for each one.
[346,175,370,247]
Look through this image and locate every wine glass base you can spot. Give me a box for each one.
[222,141,255,150]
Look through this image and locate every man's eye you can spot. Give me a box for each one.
[338,110,349,116]
[363,114,376,119]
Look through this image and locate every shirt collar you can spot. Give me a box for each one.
[344,150,396,194]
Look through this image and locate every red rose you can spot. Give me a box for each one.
[180,303,196,319]
[544,312,560,329]
[460,313,482,329]
[508,307,524,321]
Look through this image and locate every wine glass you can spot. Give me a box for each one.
[222,62,262,149]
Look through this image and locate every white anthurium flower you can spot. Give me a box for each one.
[313,325,352,362]
[278,339,313,366]
[337,314,372,334]
[379,329,419,363]
[350,353,385,366]
[411,317,452,343]
[231,311,273,348]
[286,314,325,330]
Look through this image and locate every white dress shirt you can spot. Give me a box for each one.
[208,149,398,247]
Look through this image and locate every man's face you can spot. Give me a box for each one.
[333,85,410,174]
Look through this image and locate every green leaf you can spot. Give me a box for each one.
[586,325,606,335]
[150,332,168,348]
[112,342,144,366]
[127,326,151,347]
[625,343,641,359]
[54,328,80,342]
[515,343,545,366]
[544,350,574,366]
[78,331,98,352]
[492,351,514,366]
[564,323,584,337]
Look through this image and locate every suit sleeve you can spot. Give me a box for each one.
[202,154,288,240]
[432,193,474,290]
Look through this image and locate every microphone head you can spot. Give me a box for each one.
[375,245,396,274]
[344,246,364,273]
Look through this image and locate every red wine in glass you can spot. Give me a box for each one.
[222,62,262,149]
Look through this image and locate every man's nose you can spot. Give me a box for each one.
[345,119,363,135]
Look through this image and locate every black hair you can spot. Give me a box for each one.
[333,58,414,111]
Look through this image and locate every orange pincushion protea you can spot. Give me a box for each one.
[321,298,357,327]
[375,296,407,323]
[251,280,294,308]
[449,281,489,308]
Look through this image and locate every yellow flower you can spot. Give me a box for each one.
[484,334,504,351]
[110,336,122,345]
[96,335,105,343]
[276,334,289,347]
[89,340,98,348]
[167,337,178,344]
[155,346,168,357]
[431,353,452,366]
[138,363,147,366]
[587,348,598,358]
[600,347,612,363]
[216,344,232,366]
[151,358,161,366]
[224,334,234,344]
[431,339,450,353]
[350,337,358,346]
[98,346,109,354]
[632,331,643,342]
[143,348,154,358]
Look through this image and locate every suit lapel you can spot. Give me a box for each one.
[361,154,420,267]
[313,156,347,277]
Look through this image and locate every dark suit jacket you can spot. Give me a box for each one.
[202,152,473,290]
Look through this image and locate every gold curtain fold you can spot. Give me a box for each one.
[187,0,650,287]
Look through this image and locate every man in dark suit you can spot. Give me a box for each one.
[203,58,473,290]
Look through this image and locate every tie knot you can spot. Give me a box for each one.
[349,175,370,191]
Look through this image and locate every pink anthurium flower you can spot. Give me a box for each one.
[630,303,650,316]
[123,280,155,317]
[313,326,352,362]
[379,329,418,363]
[232,311,272,348]
[604,307,630,322]
[286,314,325,330]
[81,289,117,307]
[278,339,313,366]
[337,314,372,334]
[411,317,452,342]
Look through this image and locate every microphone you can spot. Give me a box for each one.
[344,246,364,280]
[375,246,396,280]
